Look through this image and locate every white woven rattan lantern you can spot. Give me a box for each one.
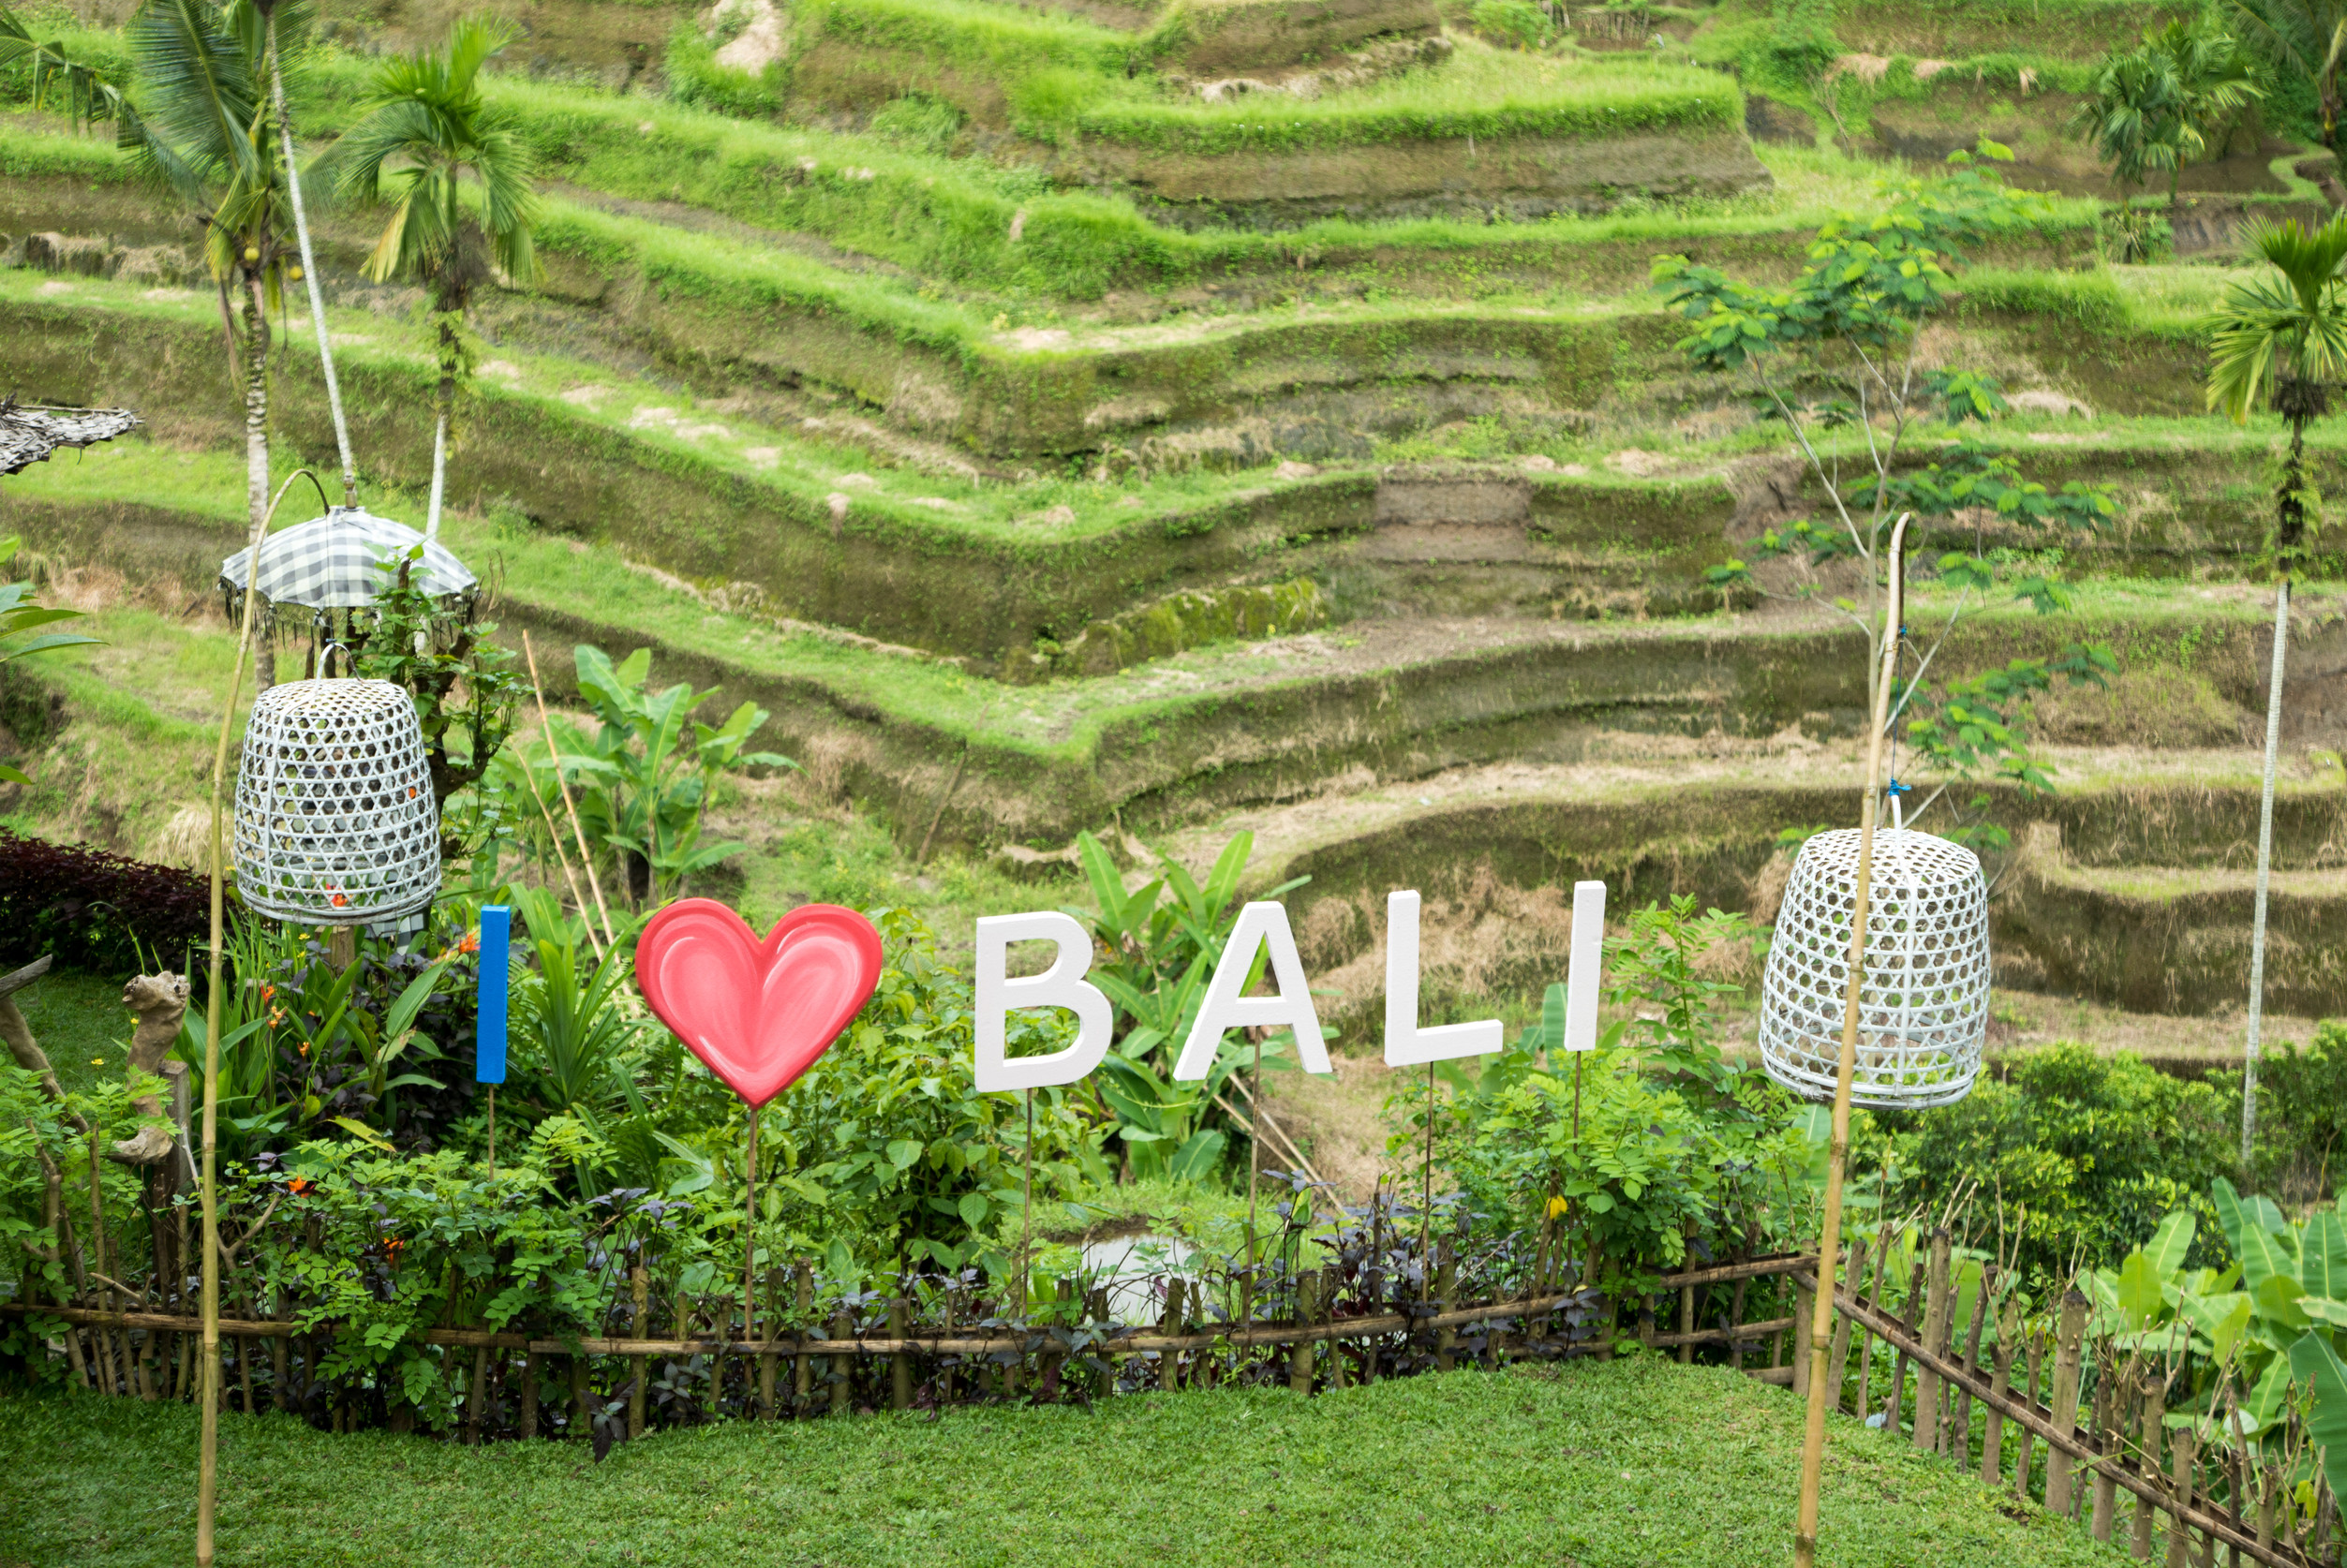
[233,679,438,925]
[1759,827,1990,1109]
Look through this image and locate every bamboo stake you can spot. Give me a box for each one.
[2092,1354,2119,1541]
[1981,1303,2014,1487]
[520,631,616,951]
[1953,1265,1991,1464]
[629,1266,648,1439]
[198,467,316,1568]
[1792,512,1911,1568]
[2138,1375,2165,1559]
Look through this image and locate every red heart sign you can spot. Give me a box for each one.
[634,899,884,1108]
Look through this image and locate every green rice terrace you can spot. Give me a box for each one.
[2,0,2347,1561]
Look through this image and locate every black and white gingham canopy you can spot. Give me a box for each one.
[218,507,478,611]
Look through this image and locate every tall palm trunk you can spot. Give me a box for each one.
[241,277,270,550]
[425,315,456,540]
[2241,418,2306,1169]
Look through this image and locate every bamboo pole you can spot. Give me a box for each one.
[1792,513,1912,1568]
[2092,1354,2118,1540]
[198,468,318,1568]
[1981,1302,2014,1487]
[519,632,616,952]
[2138,1375,2164,1560]
[629,1267,648,1439]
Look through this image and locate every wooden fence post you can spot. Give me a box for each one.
[1951,1265,1990,1463]
[2165,1425,2198,1568]
[889,1296,912,1412]
[1885,1260,1925,1437]
[1677,1233,1696,1368]
[1981,1302,2013,1487]
[1827,1238,1864,1413]
[630,1266,649,1438]
[570,1354,591,1442]
[1433,1247,1457,1373]
[520,1351,539,1439]
[2044,1290,2090,1518]
[829,1307,853,1416]
[1158,1279,1185,1393]
[758,1266,782,1419]
[1290,1270,1318,1394]
[2013,1329,2045,1502]
[2091,1354,2118,1542]
[1914,1230,1953,1453]
[1323,1266,1347,1392]
[794,1265,814,1413]
[1791,1273,1814,1400]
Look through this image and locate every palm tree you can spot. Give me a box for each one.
[2229,0,2347,147]
[2072,41,2182,208]
[332,19,542,539]
[2145,19,2264,208]
[119,0,302,557]
[2204,214,2347,1168]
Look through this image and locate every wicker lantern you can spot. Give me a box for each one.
[232,678,439,925]
[1759,826,1990,1109]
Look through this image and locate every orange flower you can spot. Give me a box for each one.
[286,1177,313,1195]
[298,1041,310,1058]
[456,930,480,955]
[331,893,349,908]
[260,984,275,1001]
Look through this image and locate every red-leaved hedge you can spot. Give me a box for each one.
[0,828,212,974]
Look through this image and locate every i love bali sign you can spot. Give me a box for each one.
[616,879,1612,1108]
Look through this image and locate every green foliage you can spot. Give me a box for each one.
[869,92,964,155]
[498,644,795,910]
[351,546,526,850]
[2251,1021,2347,1191]
[2228,0,2347,147]
[1064,828,1306,1182]
[1864,1043,2236,1282]
[1471,0,1554,50]
[0,6,131,132]
[503,885,645,1132]
[733,907,1105,1278]
[1074,51,1740,155]
[330,17,542,308]
[664,24,785,119]
[1424,897,1808,1302]
[0,538,98,787]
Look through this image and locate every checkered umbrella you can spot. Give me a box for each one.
[218,506,477,611]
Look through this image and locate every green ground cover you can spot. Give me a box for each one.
[0,1363,2124,1568]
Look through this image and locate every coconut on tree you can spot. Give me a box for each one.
[331,18,542,539]
[2202,213,2347,1165]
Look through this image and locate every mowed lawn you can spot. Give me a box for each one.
[0,1357,2120,1568]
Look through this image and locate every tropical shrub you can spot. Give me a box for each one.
[1863,1043,2236,1282]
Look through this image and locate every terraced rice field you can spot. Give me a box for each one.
[1,0,2340,1031]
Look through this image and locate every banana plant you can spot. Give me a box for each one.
[0,537,101,784]
[2090,1179,2347,1497]
[541,645,795,908]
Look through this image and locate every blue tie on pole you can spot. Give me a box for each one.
[477,905,510,1085]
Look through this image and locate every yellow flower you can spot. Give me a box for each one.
[91,1058,105,1067]
[1546,1196,1570,1220]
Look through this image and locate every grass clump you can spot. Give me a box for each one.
[0,1363,2128,1567]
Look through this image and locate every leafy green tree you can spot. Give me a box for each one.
[1655,146,2118,855]
[118,0,305,553]
[2147,17,2264,200]
[2203,213,2347,1166]
[2229,0,2347,146]
[331,18,542,538]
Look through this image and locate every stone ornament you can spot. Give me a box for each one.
[232,679,439,925]
[1759,826,1990,1109]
